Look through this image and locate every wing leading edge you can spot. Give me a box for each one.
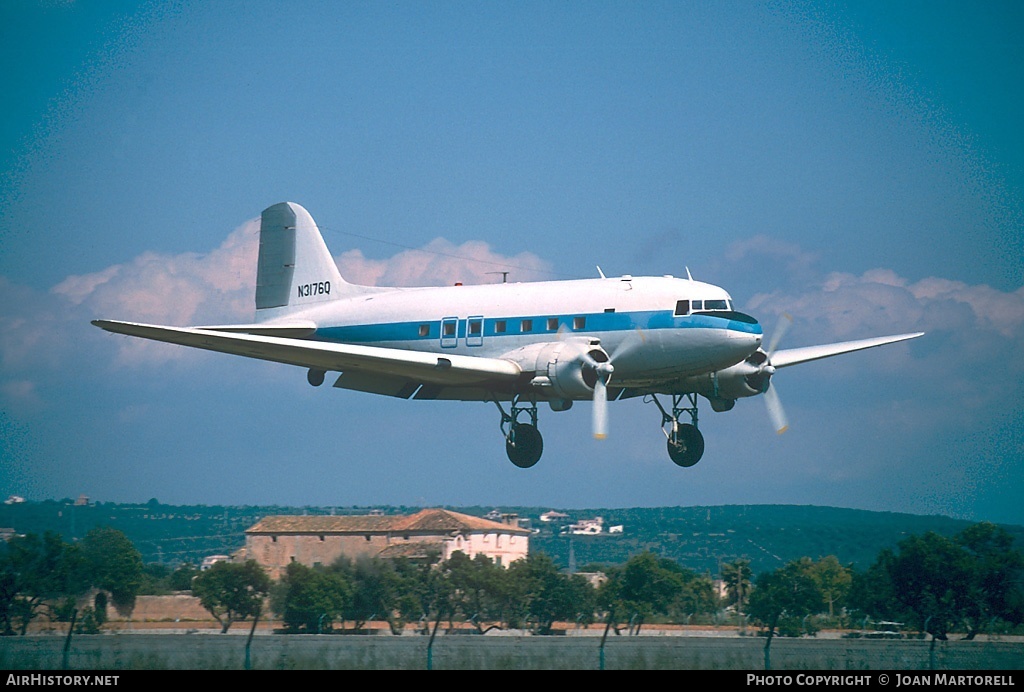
[770,332,924,369]
[91,320,522,387]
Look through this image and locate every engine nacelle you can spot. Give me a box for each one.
[500,338,609,400]
[708,359,765,400]
[678,349,773,408]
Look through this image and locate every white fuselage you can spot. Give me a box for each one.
[260,274,764,394]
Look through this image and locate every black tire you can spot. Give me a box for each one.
[667,423,704,467]
[506,423,543,468]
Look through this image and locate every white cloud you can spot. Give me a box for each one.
[4,218,552,369]
[335,238,550,287]
[725,234,819,276]
[0,379,43,414]
[749,267,1024,344]
[52,219,260,328]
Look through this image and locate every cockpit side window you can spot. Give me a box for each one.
[674,300,689,316]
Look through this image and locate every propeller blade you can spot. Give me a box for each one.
[767,313,793,356]
[763,382,789,435]
[593,377,608,440]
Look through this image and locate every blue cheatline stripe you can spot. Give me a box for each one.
[314,309,761,345]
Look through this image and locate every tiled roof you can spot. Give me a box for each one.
[246,515,396,534]
[246,508,530,536]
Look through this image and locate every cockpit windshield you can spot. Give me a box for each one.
[674,298,732,316]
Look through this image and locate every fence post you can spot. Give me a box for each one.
[62,609,77,670]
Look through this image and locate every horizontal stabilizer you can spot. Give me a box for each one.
[771,332,924,369]
[193,321,318,337]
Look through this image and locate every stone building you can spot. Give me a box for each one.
[244,508,530,579]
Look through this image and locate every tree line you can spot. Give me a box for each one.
[2,521,1021,642]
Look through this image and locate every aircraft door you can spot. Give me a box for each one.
[441,317,458,348]
[467,316,484,347]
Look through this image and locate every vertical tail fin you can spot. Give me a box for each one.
[256,202,349,313]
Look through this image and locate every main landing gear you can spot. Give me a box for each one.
[647,393,705,467]
[493,392,706,469]
[494,396,543,468]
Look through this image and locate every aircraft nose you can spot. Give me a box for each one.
[726,323,762,355]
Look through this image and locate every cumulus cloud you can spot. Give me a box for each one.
[748,268,1024,344]
[0,380,43,414]
[335,239,550,287]
[52,219,260,327]
[725,234,820,277]
[2,216,552,370]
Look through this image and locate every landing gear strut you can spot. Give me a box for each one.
[494,395,543,468]
[648,393,705,467]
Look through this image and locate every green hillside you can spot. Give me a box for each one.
[1,499,1019,577]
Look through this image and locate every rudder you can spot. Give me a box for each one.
[256,202,348,311]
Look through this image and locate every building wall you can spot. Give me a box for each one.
[444,531,528,567]
[248,528,528,579]
[248,533,393,580]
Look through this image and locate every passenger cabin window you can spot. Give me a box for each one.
[418,324,430,337]
[546,318,558,331]
[573,316,586,330]
[495,320,507,333]
[521,319,533,332]
[443,321,456,337]
[469,320,482,335]
[674,300,689,316]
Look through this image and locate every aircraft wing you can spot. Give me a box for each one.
[91,320,522,386]
[770,332,924,369]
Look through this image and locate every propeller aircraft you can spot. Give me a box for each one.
[93,202,923,469]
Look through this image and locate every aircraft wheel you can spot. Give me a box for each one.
[667,423,704,467]
[506,423,543,468]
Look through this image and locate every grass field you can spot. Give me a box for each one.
[2,633,1022,670]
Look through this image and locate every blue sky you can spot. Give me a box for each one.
[2,1,1023,526]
